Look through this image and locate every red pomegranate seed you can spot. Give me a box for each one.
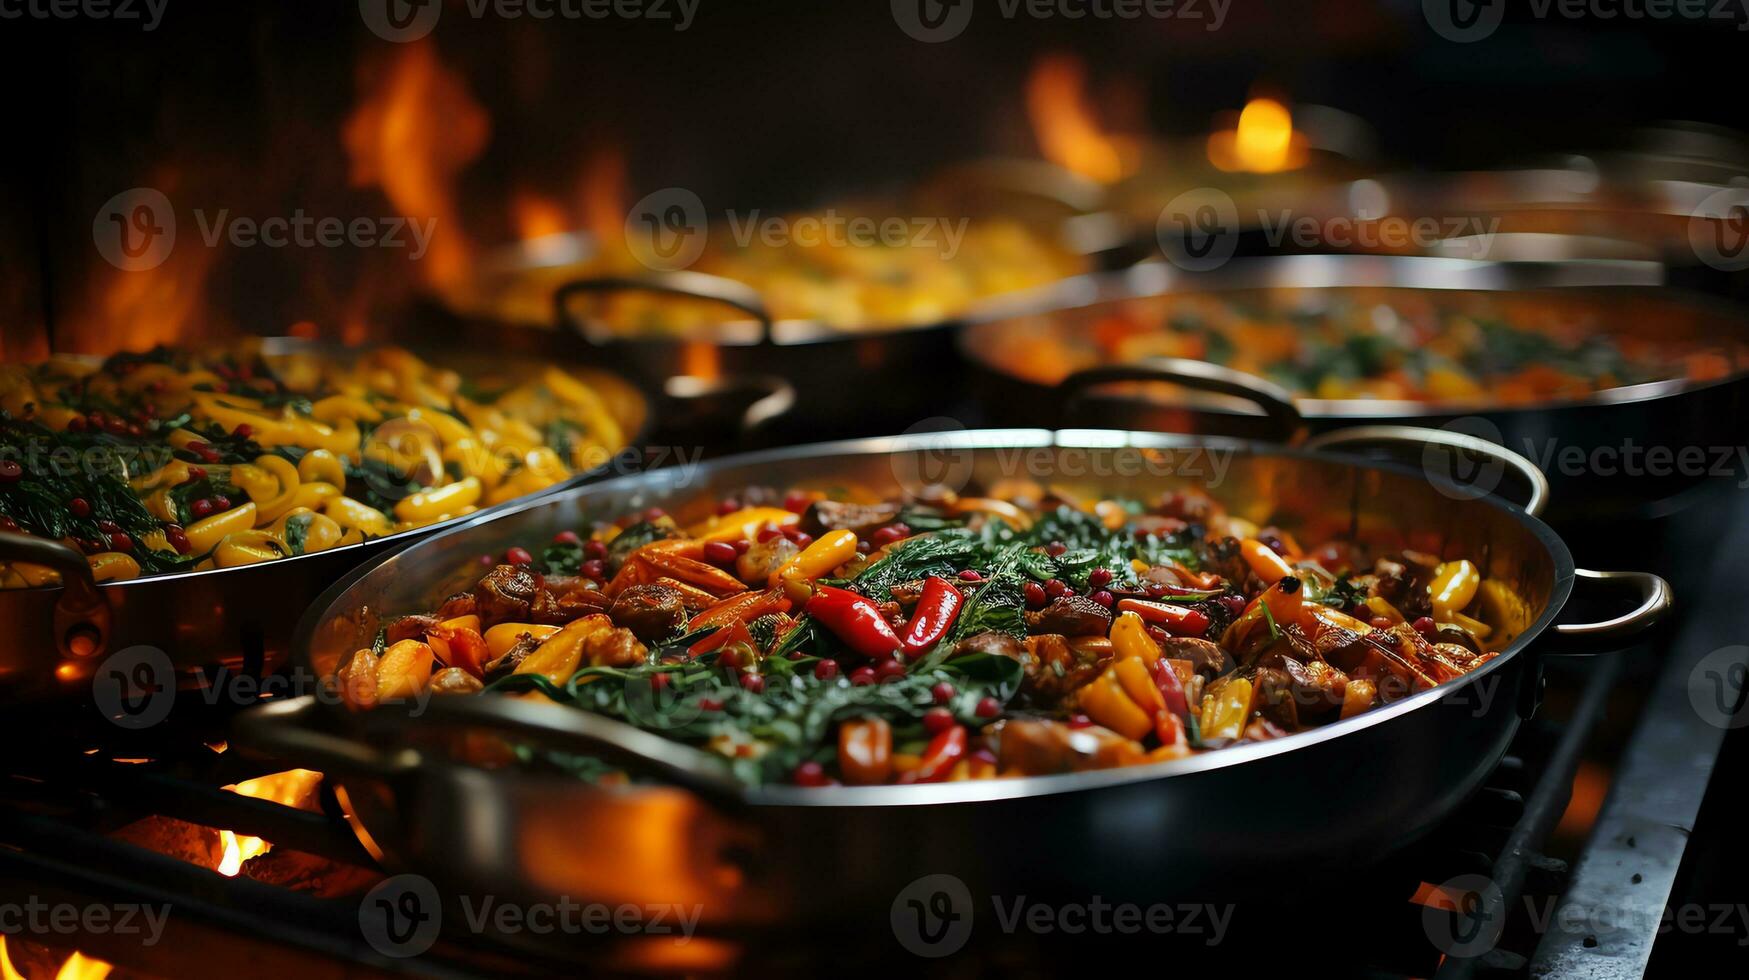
[105,418,129,436]
[1045,579,1070,598]
[703,541,738,565]
[186,465,207,482]
[210,495,231,511]
[580,559,606,580]
[957,569,982,582]
[505,547,534,566]
[66,416,87,433]
[1412,617,1436,636]
[1023,581,1047,608]
[165,525,191,554]
[232,423,253,439]
[756,524,783,543]
[1218,595,1246,618]
[875,658,907,681]
[716,498,741,515]
[552,530,582,546]
[1067,713,1093,729]
[793,761,829,786]
[189,498,214,519]
[849,666,877,686]
[108,533,133,553]
[68,497,91,518]
[813,660,840,681]
[733,538,751,554]
[789,532,813,549]
[930,682,957,704]
[1088,567,1113,588]
[974,696,1001,718]
[697,696,724,712]
[922,707,956,734]
[97,519,121,535]
[740,673,765,694]
[1090,591,1114,608]
[782,491,810,513]
[583,539,608,561]
[1044,541,1067,557]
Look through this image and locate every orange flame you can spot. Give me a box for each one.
[1207,97,1307,173]
[1026,55,1132,185]
[216,768,324,876]
[0,939,112,980]
[343,39,490,293]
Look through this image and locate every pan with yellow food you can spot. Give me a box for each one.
[0,338,646,700]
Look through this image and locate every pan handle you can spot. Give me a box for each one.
[1057,356,1307,443]
[1543,568,1674,655]
[233,696,424,780]
[553,271,775,346]
[0,531,113,660]
[1303,424,1551,519]
[660,373,798,436]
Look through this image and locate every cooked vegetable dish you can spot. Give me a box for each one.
[985,288,1748,405]
[338,481,1531,786]
[0,344,633,589]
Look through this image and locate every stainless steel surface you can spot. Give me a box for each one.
[237,429,1668,927]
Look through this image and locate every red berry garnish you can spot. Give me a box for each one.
[165,524,191,554]
[716,498,741,515]
[108,533,133,553]
[190,498,214,519]
[930,682,957,704]
[1045,578,1070,598]
[552,530,582,546]
[1023,581,1047,608]
[703,541,738,565]
[97,519,121,535]
[583,539,608,561]
[697,696,724,712]
[505,546,534,566]
[232,423,253,439]
[1412,617,1436,637]
[66,416,87,433]
[957,569,982,582]
[186,465,207,482]
[105,418,129,436]
[975,696,1001,718]
[1090,590,1114,608]
[210,495,231,511]
[740,673,765,694]
[876,658,907,682]
[1045,541,1067,557]
[68,497,91,518]
[580,558,606,580]
[793,761,829,787]
[849,666,877,686]
[1068,713,1093,729]
[756,524,783,543]
[782,491,810,514]
[733,538,751,554]
[922,707,956,734]
[813,660,840,681]
[1088,567,1113,588]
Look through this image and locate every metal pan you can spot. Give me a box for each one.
[235,429,1667,933]
[0,339,661,703]
[961,254,1749,524]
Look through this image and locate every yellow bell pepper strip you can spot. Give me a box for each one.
[1112,656,1167,716]
[771,529,859,597]
[1115,597,1211,637]
[426,620,489,679]
[394,476,483,524]
[947,497,1033,530]
[338,649,379,709]
[1200,676,1256,742]
[687,507,798,542]
[1079,668,1155,741]
[86,552,141,582]
[483,622,561,660]
[186,502,258,555]
[213,530,292,568]
[803,586,902,659]
[899,576,964,659]
[324,496,394,536]
[838,718,893,786]
[904,725,967,784]
[688,588,792,633]
[1109,610,1162,664]
[296,448,347,488]
[1340,678,1377,719]
[1239,538,1296,585]
[514,614,612,687]
[375,639,434,702]
[1430,560,1481,623]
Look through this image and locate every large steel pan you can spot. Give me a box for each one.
[236,430,1668,939]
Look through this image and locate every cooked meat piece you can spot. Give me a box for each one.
[385,614,442,646]
[528,576,614,622]
[1250,666,1300,730]
[584,626,648,668]
[1155,489,1216,523]
[802,500,902,538]
[429,666,484,695]
[1020,634,1115,702]
[1257,651,1347,718]
[993,718,1145,775]
[475,564,540,624]
[1198,536,1249,587]
[952,630,1026,662]
[436,592,477,620]
[1138,564,1184,591]
[736,536,799,585]
[888,578,928,606]
[482,632,543,682]
[1025,595,1113,637]
[608,583,687,641]
[1157,636,1232,677]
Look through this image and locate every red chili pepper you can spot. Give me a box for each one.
[689,618,755,656]
[1116,597,1211,636]
[900,575,964,659]
[905,725,967,783]
[804,585,902,659]
[1150,656,1190,720]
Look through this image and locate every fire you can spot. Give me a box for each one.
[1207,97,1307,173]
[513,192,572,243]
[1025,54,1134,185]
[343,39,490,294]
[0,939,113,980]
[215,768,324,876]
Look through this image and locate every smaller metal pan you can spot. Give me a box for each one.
[961,254,1749,525]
